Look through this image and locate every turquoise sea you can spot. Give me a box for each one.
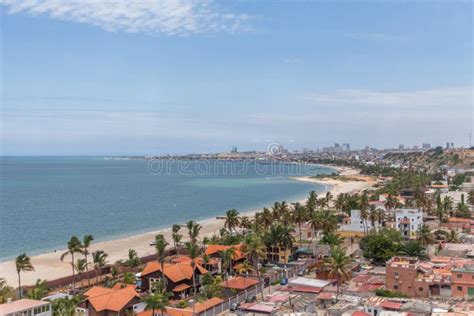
[0,157,333,261]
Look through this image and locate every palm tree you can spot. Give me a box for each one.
[52,296,81,316]
[376,208,385,226]
[385,194,397,211]
[359,209,369,235]
[416,224,434,246]
[443,196,454,216]
[185,241,199,295]
[219,247,237,285]
[368,205,377,231]
[186,220,202,245]
[278,225,295,264]
[325,246,350,302]
[0,278,14,304]
[446,229,459,243]
[144,292,170,316]
[224,209,240,234]
[74,259,88,289]
[155,234,169,289]
[334,193,346,213]
[171,224,182,258]
[359,192,369,213]
[82,235,94,286]
[60,236,83,291]
[28,279,49,300]
[92,250,108,285]
[16,253,34,299]
[397,240,427,259]
[125,248,141,267]
[468,190,474,206]
[242,234,266,299]
[238,260,254,299]
[291,202,308,248]
[239,216,252,230]
[306,191,318,214]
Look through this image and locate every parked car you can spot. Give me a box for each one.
[230,303,240,312]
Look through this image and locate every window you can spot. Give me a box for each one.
[393,285,398,290]
[419,287,423,291]
[458,274,463,279]
[458,286,463,291]
[394,272,399,277]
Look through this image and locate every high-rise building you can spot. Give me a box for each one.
[451,142,454,149]
[399,144,405,151]
[422,143,431,150]
[446,142,450,149]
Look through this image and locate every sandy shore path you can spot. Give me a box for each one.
[0,166,372,287]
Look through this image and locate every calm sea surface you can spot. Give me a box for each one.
[0,157,333,261]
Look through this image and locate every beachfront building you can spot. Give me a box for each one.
[0,299,52,316]
[81,284,141,316]
[341,209,382,234]
[140,259,208,299]
[204,244,246,273]
[395,208,423,239]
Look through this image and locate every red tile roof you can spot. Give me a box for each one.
[221,276,259,290]
[317,292,334,300]
[282,285,323,294]
[381,301,403,310]
[352,311,371,316]
[84,286,139,312]
[142,261,208,282]
[205,244,245,260]
[172,283,191,292]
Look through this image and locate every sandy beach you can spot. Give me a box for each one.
[0,166,372,287]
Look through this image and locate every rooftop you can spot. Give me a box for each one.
[0,299,50,314]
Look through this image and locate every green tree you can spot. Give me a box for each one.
[0,278,15,303]
[242,234,266,299]
[60,236,83,291]
[92,250,108,285]
[74,258,88,288]
[224,209,240,234]
[416,224,434,246]
[82,234,94,286]
[124,248,141,268]
[51,296,81,316]
[15,253,34,299]
[397,240,427,259]
[219,247,237,284]
[360,229,402,264]
[185,241,200,295]
[325,246,351,302]
[172,224,183,258]
[155,234,169,289]
[186,220,202,245]
[291,202,308,248]
[28,279,49,300]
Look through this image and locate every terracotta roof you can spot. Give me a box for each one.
[137,297,224,316]
[221,276,259,289]
[84,286,139,312]
[172,283,191,292]
[142,261,208,282]
[352,311,371,316]
[317,292,334,300]
[205,244,245,260]
[381,301,403,310]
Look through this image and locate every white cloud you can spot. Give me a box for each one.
[0,0,250,35]
[303,87,473,108]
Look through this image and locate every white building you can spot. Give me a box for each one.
[395,208,423,239]
[0,299,52,316]
[342,209,382,233]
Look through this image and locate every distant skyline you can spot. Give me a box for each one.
[1,0,473,155]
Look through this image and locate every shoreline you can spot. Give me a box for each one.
[0,165,371,287]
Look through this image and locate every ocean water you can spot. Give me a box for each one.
[0,157,333,261]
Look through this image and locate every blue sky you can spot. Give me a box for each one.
[1,0,472,155]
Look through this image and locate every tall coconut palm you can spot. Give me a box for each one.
[359,192,369,213]
[325,246,351,302]
[185,242,199,295]
[306,191,318,215]
[74,259,88,289]
[368,205,377,231]
[155,234,169,289]
[82,235,94,286]
[92,250,108,285]
[219,247,237,284]
[397,240,426,259]
[385,194,397,211]
[60,236,83,291]
[125,248,140,267]
[416,224,434,246]
[237,260,254,299]
[278,225,295,264]
[224,209,240,234]
[376,208,385,226]
[15,253,34,299]
[239,216,252,230]
[261,207,273,228]
[334,193,346,213]
[186,220,202,245]
[242,234,266,299]
[291,202,308,248]
[172,224,182,258]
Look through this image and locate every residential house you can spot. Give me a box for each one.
[451,263,474,297]
[0,299,52,316]
[431,181,449,194]
[81,284,141,316]
[204,244,246,271]
[395,209,423,239]
[341,209,382,234]
[140,259,208,299]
